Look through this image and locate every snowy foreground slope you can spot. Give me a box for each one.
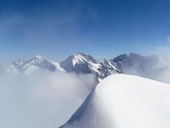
[60,74,170,128]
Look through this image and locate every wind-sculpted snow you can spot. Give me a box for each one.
[61,74,170,128]
[0,70,97,128]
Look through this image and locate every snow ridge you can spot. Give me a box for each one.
[60,74,170,128]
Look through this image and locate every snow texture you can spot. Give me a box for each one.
[60,74,170,128]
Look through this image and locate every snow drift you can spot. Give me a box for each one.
[60,74,170,128]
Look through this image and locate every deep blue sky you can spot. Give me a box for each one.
[1,0,170,62]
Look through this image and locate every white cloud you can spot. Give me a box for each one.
[168,36,170,43]
[0,70,96,128]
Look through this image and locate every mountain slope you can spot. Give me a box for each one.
[111,53,169,82]
[60,74,170,128]
[111,53,168,73]
[10,56,65,74]
[60,53,120,81]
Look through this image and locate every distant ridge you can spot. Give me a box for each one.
[9,52,170,83]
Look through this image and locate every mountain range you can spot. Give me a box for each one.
[9,53,170,83]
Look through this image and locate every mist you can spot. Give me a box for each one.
[0,70,96,128]
[122,54,170,84]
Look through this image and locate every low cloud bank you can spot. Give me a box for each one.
[123,66,170,84]
[0,70,96,128]
[122,55,170,84]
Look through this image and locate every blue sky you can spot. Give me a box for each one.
[1,0,170,62]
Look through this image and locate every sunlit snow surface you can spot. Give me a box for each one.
[61,74,170,128]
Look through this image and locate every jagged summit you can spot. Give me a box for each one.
[60,53,118,81]
[111,52,144,63]
[61,53,97,70]
[10,55,64,74]
[25,55,49,65]
[111,52,168,73]
[61,53,97,67]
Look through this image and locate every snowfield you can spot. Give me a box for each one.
[60,74,170,128]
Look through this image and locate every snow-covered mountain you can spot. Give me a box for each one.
[9,53,170,83]
[111,53,168,72]
[60,74,170,128]
[111,53,169,82]
[9,55,65,74]
[60,53,120,81]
